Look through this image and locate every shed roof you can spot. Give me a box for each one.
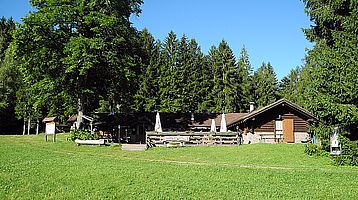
[42,117,57,123]
[67,115,77,122]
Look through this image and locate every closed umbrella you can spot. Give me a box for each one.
[154,112,163,132]
[220,113,227,132]
[210,119,216,132]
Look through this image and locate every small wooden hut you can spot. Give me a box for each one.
[43,117,57,134]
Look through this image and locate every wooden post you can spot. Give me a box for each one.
[36,120,39,135]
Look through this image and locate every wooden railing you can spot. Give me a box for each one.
[146,132,241,147]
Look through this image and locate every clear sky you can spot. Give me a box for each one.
[1,0,313,80]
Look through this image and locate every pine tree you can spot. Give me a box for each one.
[177,34,190,112]
[252,62,278,108]
[278,67,302,103]
[300,0,358,138]
[158,31,181,112]
[236,46,253,112]
[134,29,161,112]
[206,40,238,113]
[177,36,206,112]
[0,17,15,62]
[135,34,161,112]
[200,47,217,112]
[187,39,206,112]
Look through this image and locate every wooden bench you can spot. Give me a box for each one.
[75,139,105,146]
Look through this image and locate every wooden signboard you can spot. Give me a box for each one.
[45,122,56,134]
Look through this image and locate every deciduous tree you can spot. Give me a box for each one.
[14,0,143,127]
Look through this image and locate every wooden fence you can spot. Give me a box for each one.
[146,132,241,147]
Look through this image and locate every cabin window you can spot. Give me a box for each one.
[275,120,283,136]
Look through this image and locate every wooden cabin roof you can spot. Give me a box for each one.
[239,99,317,122]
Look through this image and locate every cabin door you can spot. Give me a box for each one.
[283,119,294,143]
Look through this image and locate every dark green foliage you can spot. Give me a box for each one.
[68,129,98,141]
[157,31,181,112]
[297,0,356,163]
[332,136,358,166]
[205,40,238,113]
[236,46,253,112]
[1,1,285,128]
[0,17,20,132]
[300,0,358,140]
[278,67,302,104]
[304,142,328,156]
[179,37,207,112]
[134,29,160,112]
[13,0,143,123]
[252,62,278,108]
[0,17,15,61]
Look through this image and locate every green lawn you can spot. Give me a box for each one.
[0,134,357,199]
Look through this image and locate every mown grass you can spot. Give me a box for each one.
[0,134,357,199]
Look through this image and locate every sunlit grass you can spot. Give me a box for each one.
[0,134,357,199]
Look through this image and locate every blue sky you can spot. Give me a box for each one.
[1,0,313,80]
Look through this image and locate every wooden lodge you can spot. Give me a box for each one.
[146,99,317,146]
[72,99,317,146]
[230,99,317,144]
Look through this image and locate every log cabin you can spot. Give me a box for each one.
[188,99,317,144]
[70,99,317,145]
[229,99,317,144]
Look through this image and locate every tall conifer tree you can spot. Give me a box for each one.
[158,31,181,112]
[252,62,278,108]
[236,46,253,112]
[207,40,237,113]
[300,0,358,138]
[134,29,160,111]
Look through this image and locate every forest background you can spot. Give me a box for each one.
[0,0,356,143]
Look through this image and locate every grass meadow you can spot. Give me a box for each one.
[0,134,357,199]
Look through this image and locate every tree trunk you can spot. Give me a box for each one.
[76,98,84,129]
[23,118,26,135]
[27,117,31,135]
[36,120,39,135]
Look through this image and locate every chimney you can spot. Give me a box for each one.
[249,102,255,112]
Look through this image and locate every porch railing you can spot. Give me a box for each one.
[146,131,241,147]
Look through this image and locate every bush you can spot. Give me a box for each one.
[304,142,327,156]
[332,136,358,166]
[68,129,98,141]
